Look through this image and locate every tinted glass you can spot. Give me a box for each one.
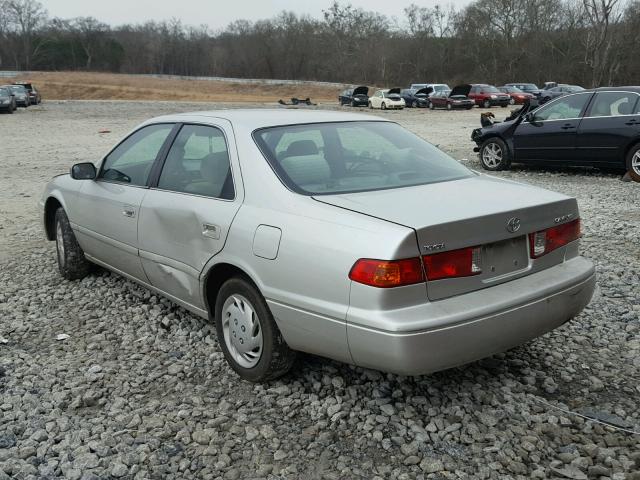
[254,121,473,195]
[587,92,639,117]
[158,125,233,199]
[533,93,591,121]
[100,124,173,186]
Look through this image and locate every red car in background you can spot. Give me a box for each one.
[498,86,534,105]
[467,84,510,108]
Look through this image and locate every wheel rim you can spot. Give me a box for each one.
[632,150,640,175]
[510,98,515,105]
[382,103,386,110]
[222,294,263,368]
[482,142,503,168]
[56,221,65,266]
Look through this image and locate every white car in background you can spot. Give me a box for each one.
[369,88,405,110]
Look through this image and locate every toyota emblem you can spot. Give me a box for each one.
[506,217,521,233]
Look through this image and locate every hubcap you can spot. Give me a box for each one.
[222,294,263,368]
[632,151,640,175]
[56,221,65,266]
[482,142,503,168]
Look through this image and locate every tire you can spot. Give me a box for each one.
[465,106,473,110]
[501,104,507,108]
[381,102,387,110]
[482,99,491,108]
[509,97,515,105]
[412,100,418,108]
[368,102,372,109]
[446,103,452,110]
[215,277,296,382]
[351,100,356,107]
[479,137,511,171]
[54,208,92,280]
[429,102,435,110]
[626,143,640,182]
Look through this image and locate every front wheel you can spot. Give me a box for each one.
[429,102,435,110]
[215,278,296,382]
[381,102,387,110]
[626,144,640,182]
[446,102,452,110]
[482,99,491,108]
[480,137,511,171]
[55,208,92,280]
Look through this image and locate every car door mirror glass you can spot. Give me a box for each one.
[71,162,97,180]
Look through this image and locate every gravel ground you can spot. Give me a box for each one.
[1,101,639,480]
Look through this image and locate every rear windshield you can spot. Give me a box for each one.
[253,121,472,195]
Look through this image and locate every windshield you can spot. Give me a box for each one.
[481,86,500,93]
[502,86,521,93]
[9,86,25,93]
[517,84,537,91]
[432,84,450,92]
[253,121,473,195]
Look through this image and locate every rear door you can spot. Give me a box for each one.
[512,92,592,163]
[137,121,242,309]
[576,90,640,166]
[74,123,176,281]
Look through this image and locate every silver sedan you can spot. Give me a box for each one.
[40,110,595,381]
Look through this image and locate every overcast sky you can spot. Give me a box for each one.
[43,0,473,29]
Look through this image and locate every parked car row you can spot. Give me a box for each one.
[338,82,575,111]
[0,82,41,113]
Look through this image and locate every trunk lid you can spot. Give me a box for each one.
[314,175,579,300]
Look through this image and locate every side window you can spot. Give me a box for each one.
[534,93,591,121]
[100,124,173,186]
[157,125,234,200]
[586,92,639,117]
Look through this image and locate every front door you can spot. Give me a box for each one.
[513,92,592,163]
[576,91,640,166]
[138,122,243,309]
[73,123,175,281]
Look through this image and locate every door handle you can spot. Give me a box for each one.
[122,206,136,218]
[625,119,638,125]
[560,124,576,130]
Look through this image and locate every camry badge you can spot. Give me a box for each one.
[506,217,521,233]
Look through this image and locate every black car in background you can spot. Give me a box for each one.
[338,86,369,106]
[471,87,640,182]
[400,87,432,107]
[505,83,542,98]
[0,86,17,113]
[4,84,30,107]
[540,85,585,104]
[14,82,41,104]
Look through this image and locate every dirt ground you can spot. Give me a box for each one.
[5,71,344,103]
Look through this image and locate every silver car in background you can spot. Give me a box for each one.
[40,110,595,382]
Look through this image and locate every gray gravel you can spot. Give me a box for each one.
[1,101,639,480]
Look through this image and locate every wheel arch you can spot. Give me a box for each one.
[202,261,262,319]
[44,195,65,241]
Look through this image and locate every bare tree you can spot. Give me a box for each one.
[5,0,47,69]
[581,0,622,87]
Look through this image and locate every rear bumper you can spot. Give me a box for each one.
[346,256,595,376]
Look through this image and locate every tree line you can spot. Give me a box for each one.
[0,0,638,88]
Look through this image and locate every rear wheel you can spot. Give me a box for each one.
[626,144,640,182]
[509,97,515,105]
[446,102,452,110]
[55,208,92,280]
[215,278,296,382]
[482,99,491,108]
[480,137,511,171]
[381,102,387,110]
[429,102,435,110]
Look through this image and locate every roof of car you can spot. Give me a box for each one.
[149,109,388,130]
[593,86,640,92]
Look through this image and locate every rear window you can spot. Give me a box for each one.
[253,121,472,195]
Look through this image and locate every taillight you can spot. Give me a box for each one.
[529,218,581,258]
[422,247,482,281]
[349,258,424,288]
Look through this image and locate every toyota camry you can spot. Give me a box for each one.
[41,110,595,381]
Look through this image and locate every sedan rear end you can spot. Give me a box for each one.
[254,117,595,376]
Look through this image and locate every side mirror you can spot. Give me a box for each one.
[70,162,97,180]
[524,112,534,122]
